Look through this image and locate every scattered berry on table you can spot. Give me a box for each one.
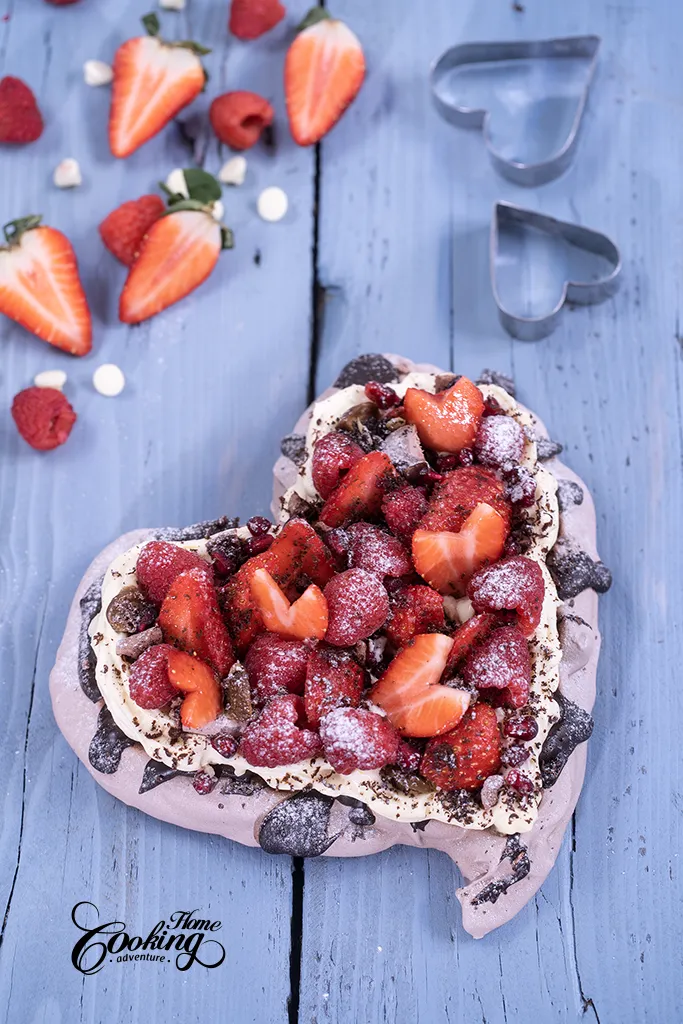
[83,60,113,86]
[11,386,77,451]
[34,369,66,390]
[99,194,165,267]
[218,155,247,186]
[229,0,285,40]
[0,76,43,143]
[210,91,274,150]
[257,186,288,222]
[93,363,125,397]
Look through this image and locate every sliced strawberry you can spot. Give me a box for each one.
[462,626,531,698]
[421,703,502,790]
[346,522,412,578]
[419,466,511,534]
[250,567,328,641]
[0,217,91,355]
[99,194,166,267]
[304,644,365,727]
[158,567,235,677]
[467,556,545,636]
[320,450,396,528]
[136,540,212,604]
[109,19,207,158]
[319,706,399,774]
[445,612,498,674]
[166,647,223,729]
[244,633,310,704]
[381,484,428,545]
[311,431,365,499]
[370,634,470,738]
[285,8,365,147]
[324,568,389,646]
[403,377,484,453]
[412,503,508,596]
[384,585,445,648]
[240,694,322,768]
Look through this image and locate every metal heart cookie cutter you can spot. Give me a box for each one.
[431,35,601,185]
[490,201,622,341]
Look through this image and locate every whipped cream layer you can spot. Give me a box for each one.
[89,377,561,834]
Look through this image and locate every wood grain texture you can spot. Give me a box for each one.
[0,0,681,1022]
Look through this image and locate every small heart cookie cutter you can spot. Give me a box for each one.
[430,35,601,186]
[490,201,622,341]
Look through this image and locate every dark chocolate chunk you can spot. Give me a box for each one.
[476,368,516,397]
[536,437,564,460]
[471,834,531,906]
[348,804,376,827]
[334,354,398,388]
[220,766,266,796]
[410,820,430,833]
[547,547,613,600]
[280,433,308,468]
[79,578,104,702]
[556,479,584,512]
[284,492,318,521]
[380,765,435,797]
[139,758,184,793]
[88,706,135,774]
[540,691,594,788]
[106,586,157,635]
[225,663,253,722]
[116,625,163,661]
[156,516,237,543]
[258,792,338,857]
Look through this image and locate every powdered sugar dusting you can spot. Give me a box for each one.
[474,415,526,469]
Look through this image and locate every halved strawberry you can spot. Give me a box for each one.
[403,377,484,453]
[0,216,91,355]
[381,484,428,545]
[285,8,365,147]
[158,567,235,677]
[250,567,328,641]
[419,466,511,533]
[421,703,502,790]
[109,15,208,158]
[167,647,223,729]
[467,555,545,637]
[445,612,498,674]
[412,503,508,596]
[370,633,470,738]
[311,431,365,499]
[136,540,212,604]
[384,585,445,648]
[320,451,396,528]
[304,644,365,727]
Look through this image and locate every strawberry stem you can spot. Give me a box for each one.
[142,12,160,37]
[297,6,331,32]
[141,11,211,56]
[3,215,42,247]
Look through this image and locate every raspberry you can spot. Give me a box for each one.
[504,714,538,740]
[0,77,43,144]
[346,522,412,578]
[304,644,365,727]
[209,91,274,150]
[229,0,285,40]
[239,695,322,768]
[136,541,212,604]
[325,527,350,560]
[11,387,76,451]
[99,195,165,267]
[324,568,389,646]
[247,516,271,536]
[319,707,400,774]
[128,644,178,709]
[244,633,309,704]
[211,732,239,758]
[505,768,534,795]
[474,414,525,469]
[193,770,218,795]
[462,626,531,693]
[364,380,400,409]
[501,744,530,767]
[312,431,364,499]
[421,703,501,790]
[468,556,545,637]
[381,485,428,544]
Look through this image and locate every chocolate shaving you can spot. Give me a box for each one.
[476,369,516,397]
[471,834,531,906]
[116,626,163,661]
[540,691,594,788]
[225,663,253,721]
[536,437,564,460]
[380,765,435,797]
[79,579,103,702]
[258,792,338,857]
[88,706,135,774]
[334,354,398,388]
[280,434,308,468]
[556,479,584,512]
[139,758,184,793]
[155,516,237,543]
[547,546,613,600]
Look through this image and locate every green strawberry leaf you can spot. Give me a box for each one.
[296,6,330,32]
[142,12,161,37]
[182,168,222,205]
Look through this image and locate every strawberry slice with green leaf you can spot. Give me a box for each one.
[412,503,508,596]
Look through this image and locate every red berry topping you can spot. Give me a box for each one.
[346,522,412,578]
[229,0,285,40]
[403,377,484,454]
[446,612,498,673]
[209,91,274,150]
[250,568,328,641]
[244,633,310,704]
[381,485,428,544]
[324,568,389,646]
[99,195,165,267]
[158,567,235,677]
[128,644,179,709]
[503,714,538,741]
[247,534,274,555]
[462,626,531,698]
[240,694,322,768]
[136,541,212,604]
[395,738,422,773]
[384,585,445,647]
[505,768,534,795]
[0,76,43,144]
[319,707,400,774]
[501,744,531,767]
[211,732,239,758]
[193,770,218,795]
[474,414,525,469]
[468,556,545,637]
[304,644,365,727]
[11,386,76,451]
[247,515,271,536]
[412,504,508,596]
[419,466,511,534]
[364,380,400,409]
[504,466,537,507]
[311,431,365,500]
[325,527,350,560]
[421,703,502,790]
[320,450,396,528]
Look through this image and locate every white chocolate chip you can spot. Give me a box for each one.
[53,159,82,189]
[257,186,288,223]
[159,0,185,8]
[83,60,113,87]
[93,363,125,398]
[165,168,189,198]
[218,156,247,187]
[34,369,67,390]
[211,199,224,222]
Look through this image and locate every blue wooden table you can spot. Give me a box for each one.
[1,1,680,1021]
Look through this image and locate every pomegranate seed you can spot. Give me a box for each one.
[436,454,459,473]
[247,534,274,556]
[505,768,534,794]
[504,715,538,740]
[364,381,400,409]
[505,466,536,507]
[193,770,219,795]
[247,516,272,536]
[211,733,239,758]
[395,739,422,773]
[458,447,474,467]
[483,396,505,416]
[501,744,530,767]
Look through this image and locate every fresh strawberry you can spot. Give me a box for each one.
[209,91,274,149]
[11,387,76,451]
[99,194,165,267]
[324,568,389,646]
[421,703,502,790]
[403,377,484,453]
[370,634,470,738]
[467,556,545,637]
[311,431,364,499]
[229,0,285,40]
[346,522,412,578]
[0,216,91,355]
[384,585,445,648]
[412,504,508,596]
[284,7,365,146]
[245,633,309,704]
[320,451,396,528]
[0,77,43,143]
[158,567,235,677]
[462,626,531,701]
[419,466,511,533]
[109,15,208,158]
[128,644,222,729]
[445,612,498,673]
[224,519,336,651]
[473,414,525,469]
[304,644,365,727]
[319,707,399,774]
[381,485,428,545]
[240,694,322,768]
[250,567,328,640]
[135,540,212,604]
